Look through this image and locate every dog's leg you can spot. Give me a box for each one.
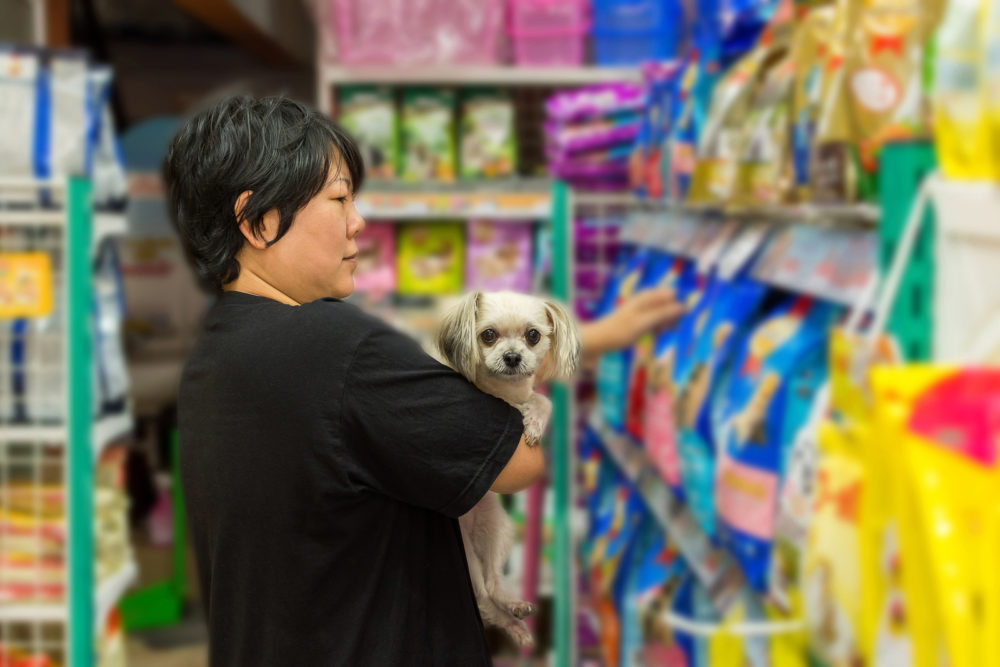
[471,495,537,622]
[519,392,552,446]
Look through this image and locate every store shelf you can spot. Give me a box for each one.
[0,603,67,623]
[357,179,552,220]
[93,411,133,463]
[0,209,65,227]
[0,425,67,443]
[95,560,138,634]
[320,63,642,87]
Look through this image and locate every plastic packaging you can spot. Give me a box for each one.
[396,223,465,295]
[338,86,399,180]
[459,89,516,179]
[464,220,533,292]
[400,88,457,182]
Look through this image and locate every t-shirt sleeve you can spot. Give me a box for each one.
[340,322,523,517]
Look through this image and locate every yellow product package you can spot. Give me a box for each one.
[875,368,1000,667]
[986,0,1000,179]
[935,0,991,180]
[843,0,938,176]
[803,420,865,667]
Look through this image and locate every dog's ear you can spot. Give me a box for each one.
[538,298,581,383]
[436,291,481,381]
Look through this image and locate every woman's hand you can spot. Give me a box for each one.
[581,288,686,367]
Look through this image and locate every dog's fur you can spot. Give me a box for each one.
[434,291,581,647]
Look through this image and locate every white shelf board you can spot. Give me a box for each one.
[95,559,138,634]
[0,602,66,623]
[0,425,67,443]
[93,410,133,463]
[0,209,65,227]
[321,63,641,86]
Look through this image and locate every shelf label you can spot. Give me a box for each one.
[0,252,53,318]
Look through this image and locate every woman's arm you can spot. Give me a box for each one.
[491,434,545,493]
[580,288,686,369]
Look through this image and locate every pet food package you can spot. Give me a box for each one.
[935,0,992,180]
[664,58,709,202]
[400,88,456,182]
[986,0,1000,180]
[93,241,129,416]
[713,297,841,593]
[595,247,654,433]
[875,368,1000,667]
[396,223,464,295]
[352,222,397,298]
[844,0,937,178]
[623,254,689,442]
[790,4,837,202]
[459,89,515,179]
[338,86,399,180]
[619,518,688,667]
[0,50,41,178]
[464,220,532,293]
[674,277,770,537]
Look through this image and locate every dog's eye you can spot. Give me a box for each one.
[480,329,498,345]
[526,329,541,346]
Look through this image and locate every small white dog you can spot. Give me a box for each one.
[434,290,581,646]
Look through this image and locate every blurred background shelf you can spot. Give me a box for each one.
[358,179,553,220]
[319,64,642,87]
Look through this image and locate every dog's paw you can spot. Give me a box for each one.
[508,600,535,620]
[505,620,534,648]
[521,393,552,446]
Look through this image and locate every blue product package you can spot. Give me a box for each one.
[713,296,842,592]
[582,449,622,570]
[618,517,688,667]
[673,277,770,537]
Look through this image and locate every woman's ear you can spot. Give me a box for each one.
[538,299,581,383]
[435,291,481,381]
[234,190,277,250]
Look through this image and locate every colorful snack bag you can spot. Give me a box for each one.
[352,222,397,299]
[844,0,938,177]
[459,89,516,179]
[400,88,456,182]
[545,83,647,123]
[338,86,399,180]
[791,4,837,202]
[396,223,464,295]
[714,297,841,593]
[664,55,718,202]
[624,254,689,442]
[464,220,532,293]
[675,277,770,537]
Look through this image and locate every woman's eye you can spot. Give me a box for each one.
[480,329,498,345]
[526,329,541,345]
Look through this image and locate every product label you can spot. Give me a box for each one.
[716,457,778,540]
[851,67,902,113]
[645,388,683,487]
[0,253,53,318]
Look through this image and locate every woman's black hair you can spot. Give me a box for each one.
[163,95,365,291]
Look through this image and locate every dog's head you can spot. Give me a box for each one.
[436,291,581,384]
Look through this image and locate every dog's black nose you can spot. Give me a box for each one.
[503,351,522,368]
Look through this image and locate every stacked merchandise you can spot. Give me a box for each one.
[337,86,516,182]
[545,83,647,190]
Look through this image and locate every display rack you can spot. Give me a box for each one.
[0,177,134,666]
[356,179,553,221]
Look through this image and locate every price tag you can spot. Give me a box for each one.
[0,252,53,318]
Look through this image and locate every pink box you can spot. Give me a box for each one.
[465,220,534,293]
[509,0,589,32]
[334,0,503,65]
[507,0,588,66]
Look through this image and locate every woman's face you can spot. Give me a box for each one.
[262,162,366,303]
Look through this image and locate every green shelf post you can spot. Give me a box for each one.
[878,142,937,361]
[550,180,573,667]
[67,177,95,666]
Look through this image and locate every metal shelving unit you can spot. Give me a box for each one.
[0,178,134,666]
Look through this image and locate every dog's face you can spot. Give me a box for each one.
[436,291,581,385]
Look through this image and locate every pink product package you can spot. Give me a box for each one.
[353,223,397,297]
[334,0,502,65]
[545,83,647,122]
[544,117,642,154]
[465,220,533,293]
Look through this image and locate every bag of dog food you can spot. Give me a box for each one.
[339,86,399,180]
[352,222,397,299]
[714,296,842,593]
[400,88,456,182]
[459,89,515,179]
[791,4,837,202]
[464,220,532,293]
[396,223,464,295]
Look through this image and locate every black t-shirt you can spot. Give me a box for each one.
[178,291,523,666]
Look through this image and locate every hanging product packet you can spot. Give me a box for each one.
[459,89,516,179]
[624,253,690,442]
[713,296,842,594]
[790,4,837,202]
[674,276,770,538]
[338,86,399,180]
[873,368,1000,667]
[664,55,718,202]
[811,0,865,203]
[735,49,796,207]
[843,0,941,179]
[395,223,465,295]
[0,49,42,179]
[936,0,992,179]
[400,88,456,182]
[464,220,533,293]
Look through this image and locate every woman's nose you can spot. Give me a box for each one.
[348,207,366,238]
